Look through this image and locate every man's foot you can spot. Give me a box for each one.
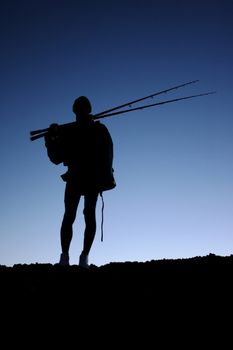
[58,252,70,266]
[79,252,89,269]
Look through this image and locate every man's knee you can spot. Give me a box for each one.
[63,209,77,224]
[83,206,96,219]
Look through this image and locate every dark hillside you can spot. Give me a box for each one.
[1,254,232,345]
[1,253,232,308]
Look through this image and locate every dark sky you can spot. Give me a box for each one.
[0,0,232,266]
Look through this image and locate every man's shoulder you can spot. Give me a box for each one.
[93,120,103,125]
[93,120,108,130]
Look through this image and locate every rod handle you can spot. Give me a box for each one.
[30,132,48,141]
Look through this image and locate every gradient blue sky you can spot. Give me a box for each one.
[1,0,232,266]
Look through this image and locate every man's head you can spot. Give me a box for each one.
[72,96,92,118]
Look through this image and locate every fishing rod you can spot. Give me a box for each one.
[94,79,199,117]
[30,80,215,141]
[30,79,199,140]
[94,91,216,119]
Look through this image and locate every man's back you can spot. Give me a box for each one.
[46,119,116,194]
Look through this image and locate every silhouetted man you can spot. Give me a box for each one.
[45,96,116,268]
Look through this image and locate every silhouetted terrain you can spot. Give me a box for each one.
[1,254,232,344]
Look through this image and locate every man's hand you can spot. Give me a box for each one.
[46,123,60,141]
[49,123,59,135]
[44,123,60,144]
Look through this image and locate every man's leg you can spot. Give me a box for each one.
[82,192,99,256]
[60,182,81,255]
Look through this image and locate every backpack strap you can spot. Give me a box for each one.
[100,192,104,242]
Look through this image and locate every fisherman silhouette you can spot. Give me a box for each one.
[45,96,116,268]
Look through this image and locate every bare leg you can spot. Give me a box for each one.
[60,182,81,254]
[82,192,99,255]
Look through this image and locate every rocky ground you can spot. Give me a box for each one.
[1,253,232,345]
